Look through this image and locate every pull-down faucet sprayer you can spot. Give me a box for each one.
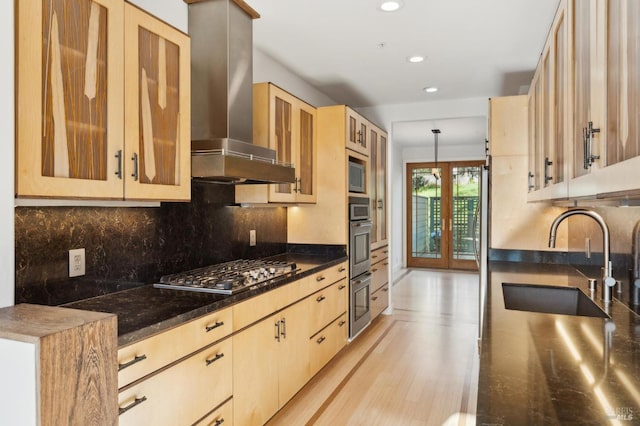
[549,209,616,303]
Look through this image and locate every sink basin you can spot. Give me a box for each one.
[502,283,609,318]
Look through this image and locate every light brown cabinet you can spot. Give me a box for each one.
[370,128,388,248]
[236,82,317,204]
[346,107,370,156]
[527,0,569,201]
[117,307,233,424]
[528,0,640,201]
[233,262,348,425]
[309,313,348,377]
[118,337,232,426]
[370,246,389,320]
[16,0,190,201]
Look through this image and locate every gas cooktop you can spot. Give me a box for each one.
[153,259,298,295]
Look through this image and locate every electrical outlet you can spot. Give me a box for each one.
[69,248,86,277]
[249,230,256,246]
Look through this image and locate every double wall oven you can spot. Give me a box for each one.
[349,197,372,338]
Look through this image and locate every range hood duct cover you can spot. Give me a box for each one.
[188,0,295,184]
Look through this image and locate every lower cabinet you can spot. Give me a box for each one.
[233,300,310,426]
[371,284,389,320]
[118,337,232,426]
[370,246,389,320]
[309,313,348,377]
[195,397,233,426]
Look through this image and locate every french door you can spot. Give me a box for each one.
[407,161,484,270]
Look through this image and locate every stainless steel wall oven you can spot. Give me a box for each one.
[349,197,372,338]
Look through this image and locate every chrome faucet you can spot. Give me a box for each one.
[549,209,616,303]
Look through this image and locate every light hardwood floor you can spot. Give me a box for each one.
[268,269,480,426]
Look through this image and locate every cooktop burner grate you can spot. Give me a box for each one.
[153,259,298,295]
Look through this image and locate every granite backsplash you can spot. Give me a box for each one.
[15,183,288,305]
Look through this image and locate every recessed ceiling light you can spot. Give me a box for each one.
[408,55,425,63]
[424,87,438,93]
[379,1,403,12]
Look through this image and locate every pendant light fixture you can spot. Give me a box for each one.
[432,129,441,180]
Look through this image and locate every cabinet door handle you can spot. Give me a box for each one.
[211,419,225,426]
[205,353,225,366]
[280,318,286,339]
[205,321,224,332]
[119,396,147,415]
[378,199,383,209]
[528,171,535,191]
[275,321,281,342]
[316,275,326,282]
[316,295,326,302]
[338,267,346,273]
[338,284,346,290]
[316,336,326,344]
[115,150,123,179]
[544,157,553,184]
[131,153,139,181]
[118,354,147,371]
[339,320,346,327]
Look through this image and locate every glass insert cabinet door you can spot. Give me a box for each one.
[407,162,482,270]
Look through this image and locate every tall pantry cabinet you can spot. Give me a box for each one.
[16,0,191,201]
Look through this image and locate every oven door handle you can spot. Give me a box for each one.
[352,272,373,284]
[352,221,373,227]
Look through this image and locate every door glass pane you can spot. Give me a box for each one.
[299,109,313,195]
[275,97,292,194]
[452,166,481,261]
[411,167,442,259]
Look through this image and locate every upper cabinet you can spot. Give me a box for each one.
[236,82,317,204]
[527,0,569,201]
[16,0,190,201]
[122,3,191,201]
[369,128,388,249]
[346,107,370,156]
[528,0,640,201]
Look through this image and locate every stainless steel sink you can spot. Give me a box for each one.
[502,283,609,318]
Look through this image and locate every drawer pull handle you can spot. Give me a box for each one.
[206,353,225,366]
[316,336,326,344]
[383,288,389,292]
[338,284,346,290]
[211,419,225,426]
[118,354,147,371]
[372,255,378,259]
[384,262,389,266]
[372,268,378,273]
[205,321,225,332]
[316,275,326,282]
[338,267,346,272]
[339,320,346,327]
[383,250,388,254]
[316,295,326,302]
[372,296,378,301]
[119,396,147,415]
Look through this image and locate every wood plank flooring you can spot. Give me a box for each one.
[267,269,480,426]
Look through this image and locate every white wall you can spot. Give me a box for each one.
[128,0,188,32]
[1,1,14,307]
[253,49,337,107]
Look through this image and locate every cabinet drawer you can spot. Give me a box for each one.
[371,284,389,320]
[309,314,348,376]
[370,246,389,264]
[195,398,233,426]
[308,279,348,335]
[308,262,347,292]
[119,337,232,426]
[118,307,232,388]
[233,262,348,332]
[371,258,389,293]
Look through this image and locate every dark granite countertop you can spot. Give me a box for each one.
[64,252,347,347]
[477,261,640,425]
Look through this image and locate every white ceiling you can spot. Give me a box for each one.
[248,0,559,147]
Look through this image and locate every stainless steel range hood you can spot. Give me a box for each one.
[188,0,295,184]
